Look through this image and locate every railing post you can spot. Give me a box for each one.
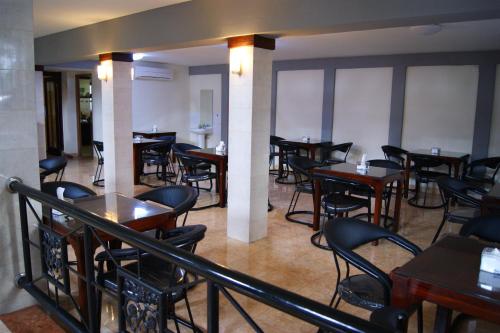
[207,281,219,333]
[18,194,33,283]
[84,225,98,333]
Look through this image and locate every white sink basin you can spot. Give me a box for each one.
[191,127,213,135]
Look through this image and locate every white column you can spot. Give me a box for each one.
[0,0,40,312]
[100,56,134,196]
[227,37,274,243]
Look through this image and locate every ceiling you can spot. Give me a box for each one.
[33,0,189,38]
[143,19,500,66]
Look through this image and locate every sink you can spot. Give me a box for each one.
[191,127,213,135]
[191,127,212,148]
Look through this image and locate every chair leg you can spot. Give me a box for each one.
[184,295,197,333]
[417,304,423,333]
[432,214,448,244]
[287,190,298,214]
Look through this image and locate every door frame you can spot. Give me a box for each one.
[43,71,64,156]
[75,73,93,157]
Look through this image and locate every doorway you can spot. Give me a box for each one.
[43,72,64,156]
[75,74,93,157]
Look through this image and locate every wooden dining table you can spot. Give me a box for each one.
[43,193,175,319]
[277,138,331,180]
[132,138,163,185]
[404,149,469,198]
[391,235,500,333]
[312,163,404,232]
[187,148,228,208]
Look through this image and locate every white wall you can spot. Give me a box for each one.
[402,66,479,153]
[132,64,191,143]
[275,70,324,140]
[332,67,393,162]
[35,71,46,159]
[189,74,222,147]
[489,65,500,156]
[61,71,78,155]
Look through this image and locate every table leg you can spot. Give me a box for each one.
[310,147,316,161]
[434,306,452,333]
[133,145,140,185]
[373,184,383,228]
[218,160,226,208]
[73,241,89,321]
[278,147,284,178]
[404,155,411,198]
[313,178,321,231]
[393,179,403,232]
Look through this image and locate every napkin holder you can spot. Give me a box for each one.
[480,247,500,274]
[53,187,65,216]
[216,141,226,154]
[431,147,441,155]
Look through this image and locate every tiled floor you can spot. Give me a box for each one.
[3,157,487,332]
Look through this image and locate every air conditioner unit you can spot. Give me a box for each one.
[133,65,173,80]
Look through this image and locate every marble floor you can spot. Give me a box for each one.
[5,157,493,332]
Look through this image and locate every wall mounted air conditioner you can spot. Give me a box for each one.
[133,65,173,80]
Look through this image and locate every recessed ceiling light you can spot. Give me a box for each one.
[133,53,145,61]
[409,24,442,36]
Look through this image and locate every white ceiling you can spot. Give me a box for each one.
[33,0,189,38]
[144,19,500,66]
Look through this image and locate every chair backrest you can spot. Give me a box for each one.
[411,155,449,170]
[135,185,198,217]
[436,176,482,207]
[324,218,421,302]
[142,141,172,156]
[157,135,176,144]
[41,181,96,199]
[172,143,206,170]
[172,143,201,154]
[287,155,321,183]
[459,216,500,243]
[367,159,403,170]
[321,142,353,162]
[381,145,407,167]
[270,135,285,146]
[39,156,67,172]
[92,141,104,160]
[163,224,207,253]
[464,156,500,184]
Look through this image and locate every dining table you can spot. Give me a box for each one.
[187,148,228,208]
[390,235,500,332]
[404,149,469,198]
[277,138,332,181]
[42,193,175,319]
[312,163,404,232]
[132,138,163,185]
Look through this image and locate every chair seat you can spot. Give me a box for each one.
[296,182,314,194]
[182,170,216,183]
[338,274,386,311]
[195,162,212,170]
[322,194,368,213]
[447,207,480,223]
[101,257,186,303]
[324,158,344,165]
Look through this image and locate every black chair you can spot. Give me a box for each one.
[462,156,500,187]
[310,178,372,250]
[286,155,323,227]
[459,215,500,243]
[92,140,104,187]
[432,176,485,244]
[135,185,198,229]
[41,181,96,199]
[408,155,451,209]
[141,141,176,187]
[172,143,212,175]
[381,145,408,169]
[369,307,409,333]
[95,225,207,332]
[39,156,67,182]
[324,218,422,333]
[269,135,284,175]
[320,142,353,165]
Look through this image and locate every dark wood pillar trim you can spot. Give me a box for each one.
[98,52,133,63]
[227,35,275,50]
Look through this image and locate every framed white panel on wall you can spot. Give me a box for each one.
[332,67,393,162]
[275,70,324,140]
[402,66,479,154]
[489,65,500,157]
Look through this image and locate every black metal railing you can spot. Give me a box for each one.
[7,178,387,333]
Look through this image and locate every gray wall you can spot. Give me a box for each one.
[190,50,500,159]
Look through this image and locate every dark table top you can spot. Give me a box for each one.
[132,138,163,145]
[313,163,403,181]
[394,235,500,306]
[409,149,469,159]
[283,138,331,145]
[133,130,176,135]
[188,148,228,161]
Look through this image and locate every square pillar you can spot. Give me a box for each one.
[99,53,134,196]
[227,35,275,243]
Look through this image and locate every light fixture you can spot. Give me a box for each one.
[229,48,243,76]
[133,53,145,61]
[130,67,135,80]
[97,61,113,81]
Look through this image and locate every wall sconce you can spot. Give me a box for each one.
[97,62,112,81]
[230,48,243,76]
[130,67,135,80]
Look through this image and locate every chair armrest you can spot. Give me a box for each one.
[387,235,422,256]
[95,248,144,262]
